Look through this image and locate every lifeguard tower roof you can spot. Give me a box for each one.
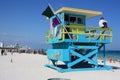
[54,7,102,19]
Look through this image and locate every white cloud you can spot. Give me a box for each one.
[0,32,9,36]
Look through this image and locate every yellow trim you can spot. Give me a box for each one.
[54,7,102,19]
[62,32,112,36]
[110,29,112,42]
[61,26,112,43]
[62,27,65,41]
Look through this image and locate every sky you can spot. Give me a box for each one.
[0,0,120,50]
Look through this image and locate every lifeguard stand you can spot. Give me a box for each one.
[42,6,112,72]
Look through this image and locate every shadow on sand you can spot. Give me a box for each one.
[48,78,70,80]
[112,66,120,69]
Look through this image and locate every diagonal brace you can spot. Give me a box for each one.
[68,49,98,67]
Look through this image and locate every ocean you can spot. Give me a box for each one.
[98,50,120,61]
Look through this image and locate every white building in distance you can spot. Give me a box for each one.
[0,42,4,47]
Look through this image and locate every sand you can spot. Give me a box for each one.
[0,53,120,80]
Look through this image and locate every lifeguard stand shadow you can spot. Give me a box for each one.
[112,66,120,70]
[48,78,70,80]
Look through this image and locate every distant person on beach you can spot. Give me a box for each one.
[4,50,7,55]
[107,56,112,63]
[1,49,4,56]
[99,17,108,28]
[11,50,14,55]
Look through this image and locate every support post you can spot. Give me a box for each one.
[62,27,65,41]
[103,44,106,66]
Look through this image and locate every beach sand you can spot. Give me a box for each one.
[0,53,120,80]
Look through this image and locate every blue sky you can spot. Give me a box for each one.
[0,0,120,50]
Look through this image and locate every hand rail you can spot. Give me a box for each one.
[46,25,112,43]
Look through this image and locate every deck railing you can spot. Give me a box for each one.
[46,25,112,43]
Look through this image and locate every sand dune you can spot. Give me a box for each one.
[0,53,120,80]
